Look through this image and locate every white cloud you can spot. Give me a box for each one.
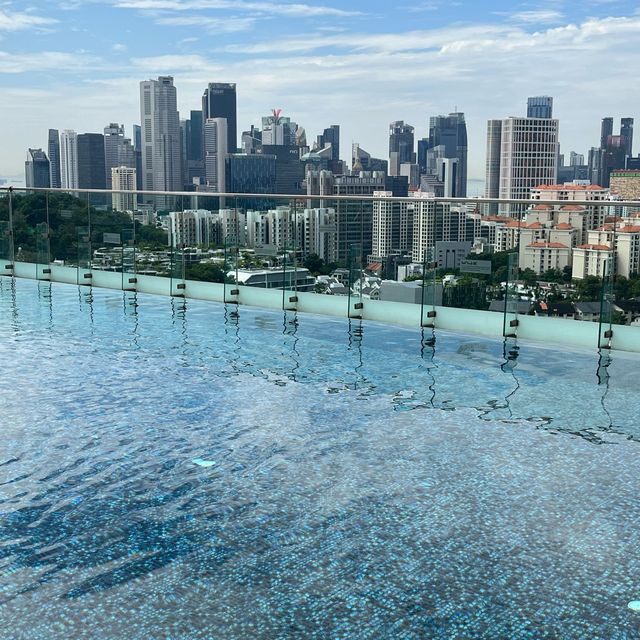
[131,53,219,72]
[111,0,360,17]
[0,9,58,31]
[2,13,640,179]
[156,14,256,31]
[0,50,103,73]
[508,10,565,24]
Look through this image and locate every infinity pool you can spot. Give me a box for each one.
[1,277,640,639]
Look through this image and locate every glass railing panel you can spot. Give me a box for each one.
[420,248,438,329]
[347,242,363,318]
[119,226,136,290]
[35,220,50,279]
[598,258,614,349]
[0,188,15,275]
[280,199,301,311]
[503,251,520,337]
[76,225,92,286]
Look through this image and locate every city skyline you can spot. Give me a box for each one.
[2,1,640,181]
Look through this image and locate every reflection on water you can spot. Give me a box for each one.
[123,291,139,349]
[2,278,640,638]
[347,319,371,395]
[282,310,300,383]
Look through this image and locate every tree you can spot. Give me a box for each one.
[303,253,336,276]
[185,262,225,283]
[542,268,563,283]
[135,223,167,247]
[575,276,602,301]
[614,276,631,300]
[520,268,537,287]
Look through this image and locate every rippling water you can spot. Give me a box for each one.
[1,278,640,639]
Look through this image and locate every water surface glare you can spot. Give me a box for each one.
[1,278,640,639]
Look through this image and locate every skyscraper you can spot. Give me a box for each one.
[485,99,559,216]
[25,149,50,189]
[60,130,79,190]
[527,96,553,119]
[202,83,237,153]
[621,117,634,159]
[316,125,340,161]
[485,120,502,213]
[77,133,106,190]
[388,121,415,176]
[140,76,182,197]
[425,112,468,197]
[600,117,614,149]
[47,129,61,189]
[203,118,227,193]
[590,117,634,187]
[132,124,142,191]
[104,124,136,189]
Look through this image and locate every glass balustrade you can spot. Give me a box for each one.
[1,186,639,352]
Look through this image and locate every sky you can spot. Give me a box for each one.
[1,0,640,184]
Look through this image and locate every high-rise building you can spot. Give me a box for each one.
[258,144,304,195]
[371,191,413,260]
[261,110,299,146]
[621,118,634,159]
[104,124,135,189]
[132,124,142,191]
[600,136,627,188]
[203,118,227,193]
[527,96,553,119]
[569,151,585,166]
[316,125,340,161]
[225,153,277,210]
[423,112,468,197]
[25,149,50,189]
[181,110,205,189]
[77,133,106,190]
[140,76,182,198]
[600,117,614,149]
[111,166,137,212]
[60,130,79,190]
[485,100,559,216]
[590,117,634,187]
[47,129,61,189]
[352,143,388,174]
[389,121,415,176]
[484,120,503,214]
[202,83,237,153]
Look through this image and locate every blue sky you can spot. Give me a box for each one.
[2,0,640,183]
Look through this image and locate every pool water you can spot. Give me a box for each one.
[1,278,640,639]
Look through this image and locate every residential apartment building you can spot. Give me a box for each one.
[111,166,137,212]
[485,99,559,216]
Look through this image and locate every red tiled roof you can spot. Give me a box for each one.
[527,242,569,249]
[534,184,605,190]
[619,226,640,233]
[481,215,511,222]
[367,262,382,271]
[577,244,611,251]
[554,223,574,230]
[559,205,585,211]
[526,221,544,229]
